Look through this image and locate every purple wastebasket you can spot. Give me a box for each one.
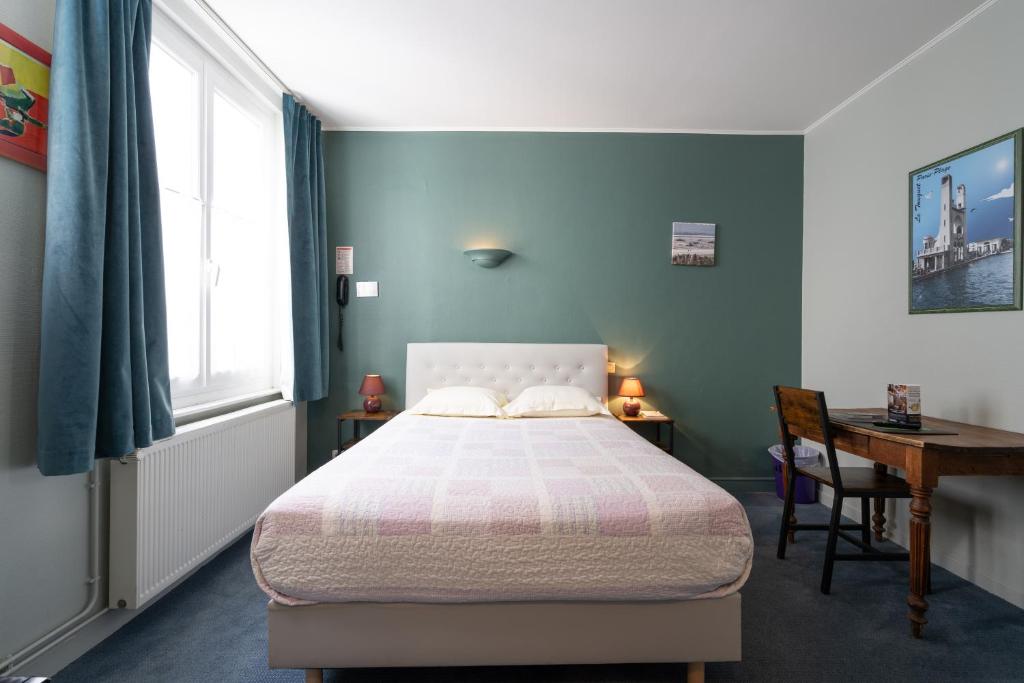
[769,444,819,504]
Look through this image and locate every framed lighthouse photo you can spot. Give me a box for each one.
[909,130,1022,314]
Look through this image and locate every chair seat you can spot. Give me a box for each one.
[797,465,911,496]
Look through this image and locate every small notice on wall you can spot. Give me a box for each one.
[356,281,378,298]
[335,246,353,275]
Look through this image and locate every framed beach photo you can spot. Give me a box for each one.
[671,222,716,266]
[908,130,1022,314]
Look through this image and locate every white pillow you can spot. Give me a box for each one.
[407,386,508,417]
[503,384,610,418]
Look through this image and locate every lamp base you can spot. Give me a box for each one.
[622,399,641,417]
[363,396,382,413]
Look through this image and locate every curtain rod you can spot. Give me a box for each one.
[191,0,294,97]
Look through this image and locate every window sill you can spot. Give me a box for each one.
[173,389,285,428]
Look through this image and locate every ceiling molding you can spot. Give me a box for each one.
[322,0,995,137]
[213,0,994,137]
[323,126,804,136]
[190,0,292,96]
[802,0,999,135]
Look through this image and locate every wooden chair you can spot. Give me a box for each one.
[773,386,912,594]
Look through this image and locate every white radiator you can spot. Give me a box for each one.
[109,400,295,609]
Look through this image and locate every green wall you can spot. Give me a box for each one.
[308,132,803,485]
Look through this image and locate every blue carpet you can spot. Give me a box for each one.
[55,493,1024,682]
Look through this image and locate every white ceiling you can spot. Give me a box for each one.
[205,0,987,133]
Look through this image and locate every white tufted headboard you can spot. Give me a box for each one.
[405,343,609,409]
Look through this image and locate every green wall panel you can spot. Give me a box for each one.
[308,132,802,484]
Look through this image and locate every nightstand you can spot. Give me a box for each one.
[335,410,397,456]
[617,413,674,454]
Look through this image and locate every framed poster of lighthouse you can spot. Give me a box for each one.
[909,129,1022,314]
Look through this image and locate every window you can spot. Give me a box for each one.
[150,14,286,409]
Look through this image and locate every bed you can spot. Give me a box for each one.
[252,343,751,682]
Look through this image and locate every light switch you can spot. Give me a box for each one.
[607,361,616,374]
[356,281,378,298]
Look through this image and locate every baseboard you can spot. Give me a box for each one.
[17,526,253,676]
[817,488,1024,609]
[21,609,135,676]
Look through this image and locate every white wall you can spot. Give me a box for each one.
[0,2,301,673]
[803,0,1024,607]
[0,0,105,670]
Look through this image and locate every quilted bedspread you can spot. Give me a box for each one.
[251,414,752,605]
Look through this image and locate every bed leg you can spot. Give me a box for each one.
[305,668,323,683]
[686,661,705,683]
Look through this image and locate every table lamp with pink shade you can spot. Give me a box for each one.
[359,374,385,413]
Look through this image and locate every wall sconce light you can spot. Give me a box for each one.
[464,248,513,268]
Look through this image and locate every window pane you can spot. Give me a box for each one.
[151,41,202,387]
[161,193,203,383]
[208,207,273,380]
[150,17,284,408]
[208,89,273,384]
[150,44,197,195]
[211,89,264,212]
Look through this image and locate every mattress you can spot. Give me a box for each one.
[251,413,753,605]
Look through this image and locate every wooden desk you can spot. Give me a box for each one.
[788,409,1024,638]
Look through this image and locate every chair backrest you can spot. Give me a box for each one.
[772,385,842,489]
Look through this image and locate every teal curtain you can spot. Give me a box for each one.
[36,0,173,475]
[283,94,329,401]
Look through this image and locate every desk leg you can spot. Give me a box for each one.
[872,464,887,541]
[336,419,343,455]
[907,485,933,638]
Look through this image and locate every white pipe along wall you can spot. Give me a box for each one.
[0,0,107,674]
[0,470,101,673]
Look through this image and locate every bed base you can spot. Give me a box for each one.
[303,664,705,682]
[303,663,705,683]
[269,593,740,683]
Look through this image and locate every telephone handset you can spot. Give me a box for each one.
[336,274,349,307]
[336,275,349,351]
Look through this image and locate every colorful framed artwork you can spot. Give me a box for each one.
[0,23,50,172]
[671,222,716,266]
[908,130,1022,314]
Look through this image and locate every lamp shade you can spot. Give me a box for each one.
[359,374,385,396]
[464,248,512,268]
[617,377,645,398]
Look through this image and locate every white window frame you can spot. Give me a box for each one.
[152,8,287,411]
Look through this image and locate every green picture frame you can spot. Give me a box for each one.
[908,129,1022,314]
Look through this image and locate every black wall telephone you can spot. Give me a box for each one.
[336,275,349,351]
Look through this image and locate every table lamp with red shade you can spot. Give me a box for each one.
[618,376,645,417]
[359,374,385,413]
